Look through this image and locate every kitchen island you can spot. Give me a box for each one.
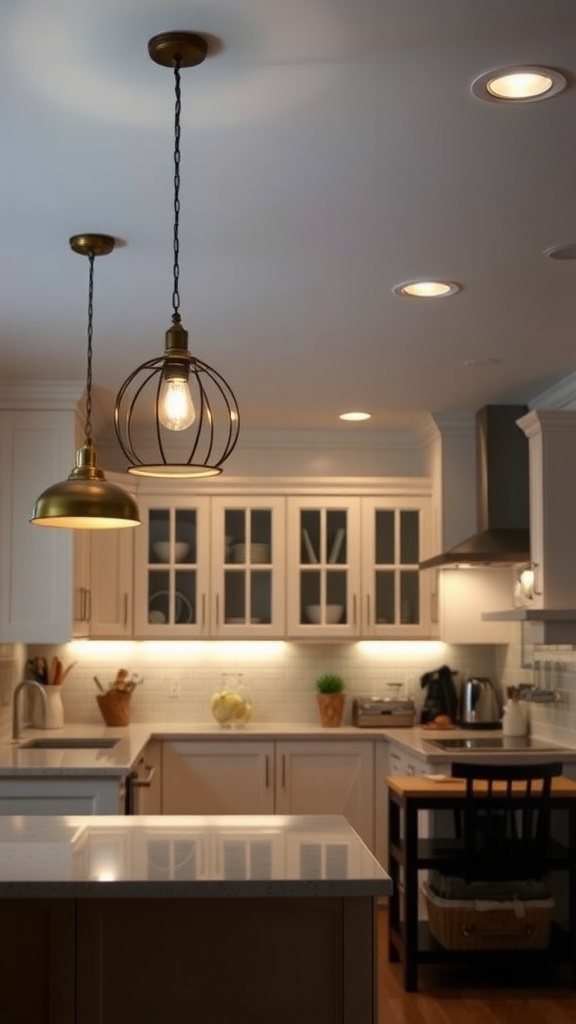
[0,813,391,1024]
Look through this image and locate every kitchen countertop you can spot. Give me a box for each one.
[0,721,574,777]
[373,724,576,763]
[0,813,392,899]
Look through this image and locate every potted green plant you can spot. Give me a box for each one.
[315,673,346,727]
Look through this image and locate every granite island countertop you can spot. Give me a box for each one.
[0,813,392,899]
[0,721,574,777]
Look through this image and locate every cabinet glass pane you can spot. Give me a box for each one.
[175,570,196,624]
[250,570,271,625]
[326,571,347,623]
[300,511,320,564]
[300,570,321,623]
[326,510,347,564]
[400,571,419,624]
[224,570,246,622]
[251,509,272,549]
[400,511,419,564]
[375,510,394,564]
[148,570,169,624]
[149,510,170,561]
[375,570,395,625]
[300,570,347,624]
[148,569,196,625]
[149,509,196,564]
[226,509,272,565]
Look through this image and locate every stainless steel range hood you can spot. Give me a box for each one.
[420,405,531,570]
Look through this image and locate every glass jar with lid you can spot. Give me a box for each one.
[210,673,251,728]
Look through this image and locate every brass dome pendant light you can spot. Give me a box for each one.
[114,32,240,478]
[30,235,141,529]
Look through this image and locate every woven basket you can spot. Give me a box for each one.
[96,690,131,727]
[423,883,554,951]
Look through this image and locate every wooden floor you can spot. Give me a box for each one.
[376,906,576,1023]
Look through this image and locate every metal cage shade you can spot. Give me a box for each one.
[114,351,240,478]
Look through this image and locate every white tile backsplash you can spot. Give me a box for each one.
[20,640,498,728]
[498,629,576,746]
[8,630,576,749]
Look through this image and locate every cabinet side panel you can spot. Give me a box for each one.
[0,411,73,642]
[0,898,76,1024]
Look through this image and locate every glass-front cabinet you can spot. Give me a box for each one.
[287,494,432,638]
[134,499,211,638]
[134,495,285,638]
[361,496,432,637]
[134,488,431,639]
[286,498,362,638]
[210,497,285,637]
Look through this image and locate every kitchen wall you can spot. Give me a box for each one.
[20,639,498,729]
[5,631,576,749]
[498,627,576,746]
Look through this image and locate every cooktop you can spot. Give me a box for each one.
[428,737,561,751]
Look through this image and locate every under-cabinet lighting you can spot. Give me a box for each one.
[357,641,446,657]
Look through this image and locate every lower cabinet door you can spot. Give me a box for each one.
[161,740,275,814]
[0,778,125,814]
[274,741,374,850]
[0,899,76,1024]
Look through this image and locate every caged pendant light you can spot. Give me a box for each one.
[114,32,240,478]
[30,235,141,529]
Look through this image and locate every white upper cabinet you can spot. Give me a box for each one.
[133,494,285,638]
[287,497,362,638]
[133,497,211,638]
[518,410,576,611]
[287,487,433,639]
[74,529,134,640]
[0,407,75,643]
[480,411,576,644]
[361,496,433,638]
[210,496,285,638]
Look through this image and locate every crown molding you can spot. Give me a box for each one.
[531,371,576,410]
[0,381,84,410]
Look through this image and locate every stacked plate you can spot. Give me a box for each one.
[231,543,270,564]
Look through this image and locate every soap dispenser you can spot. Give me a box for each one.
[501,686,529,738]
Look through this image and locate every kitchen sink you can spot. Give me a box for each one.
[19,738,119,750]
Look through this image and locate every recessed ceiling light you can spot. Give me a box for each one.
[471,66,567,103]
[543,243,576,261]
[393,280,461,298]
[339,411,372,422]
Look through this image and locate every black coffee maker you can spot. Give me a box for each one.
[420,665,458,724]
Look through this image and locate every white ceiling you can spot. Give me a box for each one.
[3,0,576,438]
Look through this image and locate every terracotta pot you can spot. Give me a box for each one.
[316,692,345,727]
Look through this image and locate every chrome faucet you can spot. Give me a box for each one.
[12,679,47,741]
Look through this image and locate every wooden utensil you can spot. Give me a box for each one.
[58,661,77,684]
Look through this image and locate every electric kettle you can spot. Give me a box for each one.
[459,677,503,728]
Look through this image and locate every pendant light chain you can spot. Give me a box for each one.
[84,252,95,444]
[172,60,182,325]
[113,32,240,478]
